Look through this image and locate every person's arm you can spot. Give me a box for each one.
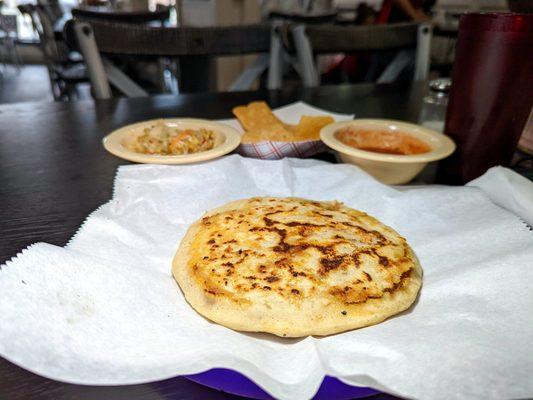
[392,0,431,21]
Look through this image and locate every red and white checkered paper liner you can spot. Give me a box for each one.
[218,101,353,160]
[236,139,327,160]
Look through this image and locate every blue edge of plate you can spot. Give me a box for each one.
[185,368,379,399]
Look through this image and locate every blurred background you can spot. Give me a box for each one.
[0,0,526,104]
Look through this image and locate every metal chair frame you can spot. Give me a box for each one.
[19,4,87,100]
[37,0,64,27]
[0,14,22,72]
[71,20,284,99]
[291,22,432,86]
[71,6,170,25]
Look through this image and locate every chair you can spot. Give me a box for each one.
[265,12,342,91]
[291,22,432,87]
[66,19,283,99]
[37,0,64,27]
[0,14,22,71]
[18,4,88,100]
[70,6,172,94]
[268,10,337,24]
[71,5,170,25]
[71,5,173,93]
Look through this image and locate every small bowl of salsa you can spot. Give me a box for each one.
[320,119,456,184]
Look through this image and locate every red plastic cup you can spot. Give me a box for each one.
[436,13,533,184]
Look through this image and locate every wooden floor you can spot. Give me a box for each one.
[0,65,54,104]
[0,64,92,104]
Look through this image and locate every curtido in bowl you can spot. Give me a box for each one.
[103,118,241,164]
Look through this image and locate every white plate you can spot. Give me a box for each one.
[103,118,241,164]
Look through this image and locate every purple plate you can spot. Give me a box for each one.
[185,368,379,399]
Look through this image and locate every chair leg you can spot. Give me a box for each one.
[167,59,179,94]
[12,39,23,71]
[157,57,170,93]
[292,25,319,87]
[55,81,63,101]
[287,54,302,78]
[47,69,62,101]
[7,38,22,72]
[73,21,112,99]
[65,82,79,101]
[414,23,432,81]
[0,44,5,75]
[103,58,148,97]
[229,54,270,92]
[377,50,413,84]
[266,23,283,90]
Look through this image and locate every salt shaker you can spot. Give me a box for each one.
[418,78,451,133]
[413,79,451,183]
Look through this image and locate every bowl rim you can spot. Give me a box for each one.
[102,118,242,164]
[320,119,456,163]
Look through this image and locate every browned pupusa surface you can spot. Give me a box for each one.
[172,197,422,337]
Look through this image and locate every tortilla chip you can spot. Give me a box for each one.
[232,101,290,137]
[241,130,264,144]
[233,102,334,143]
[294,116,334,141]
[242,128,294,143]
[283,123,298,133]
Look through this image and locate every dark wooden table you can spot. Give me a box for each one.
[0,82,427,400]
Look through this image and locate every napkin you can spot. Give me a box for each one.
[466,166,533,227]
[219,101,354,159]
[1,156,532,400]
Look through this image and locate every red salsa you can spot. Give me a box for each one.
[335,128,431,155]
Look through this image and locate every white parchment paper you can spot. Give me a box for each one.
[1,155,532,400]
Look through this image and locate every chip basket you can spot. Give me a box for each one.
[237,139,328,160]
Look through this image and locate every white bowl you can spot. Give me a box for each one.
[320,119,456,184]
[103,118,241,164]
